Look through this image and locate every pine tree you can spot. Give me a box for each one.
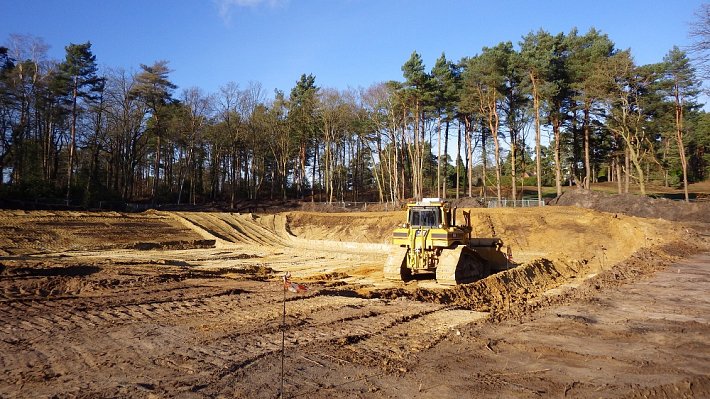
[660,47,701,201]
[521,30,556,202]
[401,51,431,200]
[129,60,176,203]
[56,41,104,201]
[288,74,319,199]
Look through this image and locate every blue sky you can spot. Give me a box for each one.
[2,0,706,97]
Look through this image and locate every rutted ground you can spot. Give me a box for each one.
[0,207,708,398]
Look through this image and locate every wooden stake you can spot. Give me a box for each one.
[280,273,287,399]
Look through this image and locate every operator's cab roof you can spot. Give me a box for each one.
[407,198,450,208]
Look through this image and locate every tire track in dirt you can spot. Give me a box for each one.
[2,279,486,378]
[0,292,457,393]
[210,298,444,376]
[342,308,488,364]
[0,287,271,341]
[54,292,458,385]
[0,284,289,392]
[194,297,491,391]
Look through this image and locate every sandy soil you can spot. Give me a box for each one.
[0,205,709,398]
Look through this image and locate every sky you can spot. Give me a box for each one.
[2,0,707,98]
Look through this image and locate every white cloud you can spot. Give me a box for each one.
[215,0,288,24]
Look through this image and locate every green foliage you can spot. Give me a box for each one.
[56,42,104,100]
[687,110,710,180]
[430,52,459,115]
[130,61,176,109]
[402,51,428,91]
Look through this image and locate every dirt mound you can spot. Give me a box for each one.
[550,189,710,223]
[450,197,486,208]
[362,257,565,309]
[0,261,168,298]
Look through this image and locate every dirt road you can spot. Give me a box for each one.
[0,208,708,398]
[391,253,710,398]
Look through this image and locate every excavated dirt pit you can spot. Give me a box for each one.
[0,206,709,398]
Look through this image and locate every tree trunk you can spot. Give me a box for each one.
[456,120,461,200]
[481,119,487,199]
[436,115,442,198]
[552,116,562,197]
[67,80,78,201]
[583,104,592,189]
[154,134,161,202]
[312,139,317,202]
[674,88,689,202]
[624,145,630,194]
[510,126,517,203]
[615,155,622,194]
[465,116,473,198]
[443,119,450,199]
[530,73,543,203]
[493,135,501,202]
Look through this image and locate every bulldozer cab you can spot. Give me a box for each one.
[407,198,452,228]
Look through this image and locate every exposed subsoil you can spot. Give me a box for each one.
[0,199,709,398]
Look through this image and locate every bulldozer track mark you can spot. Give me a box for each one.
[185,215,244,244]
[207,299,442,373]
[485,214,497,237]
[216,214,288,247]
[171,212,293,249]
[210,296,377,339]
[351,309,485,358]
[337,306,443,349]
[182,217,233,244]
[0,288,266,339]
[109,296,446,380]
[166,212,385,262]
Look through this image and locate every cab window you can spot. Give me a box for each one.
[409,207,440,227]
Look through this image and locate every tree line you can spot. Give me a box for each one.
[0,27,708,208]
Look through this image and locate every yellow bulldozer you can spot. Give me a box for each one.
[384,198,509,285]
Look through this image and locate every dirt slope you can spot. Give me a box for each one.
[285,206,688,267]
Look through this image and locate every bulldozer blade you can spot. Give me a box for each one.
[384,247,409,281]
[468,238,510,272]
[436,245,489,286]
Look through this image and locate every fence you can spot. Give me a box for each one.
[486,198,546,208]
[307,201,401,211]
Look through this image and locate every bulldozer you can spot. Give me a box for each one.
[384,198,509,285]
